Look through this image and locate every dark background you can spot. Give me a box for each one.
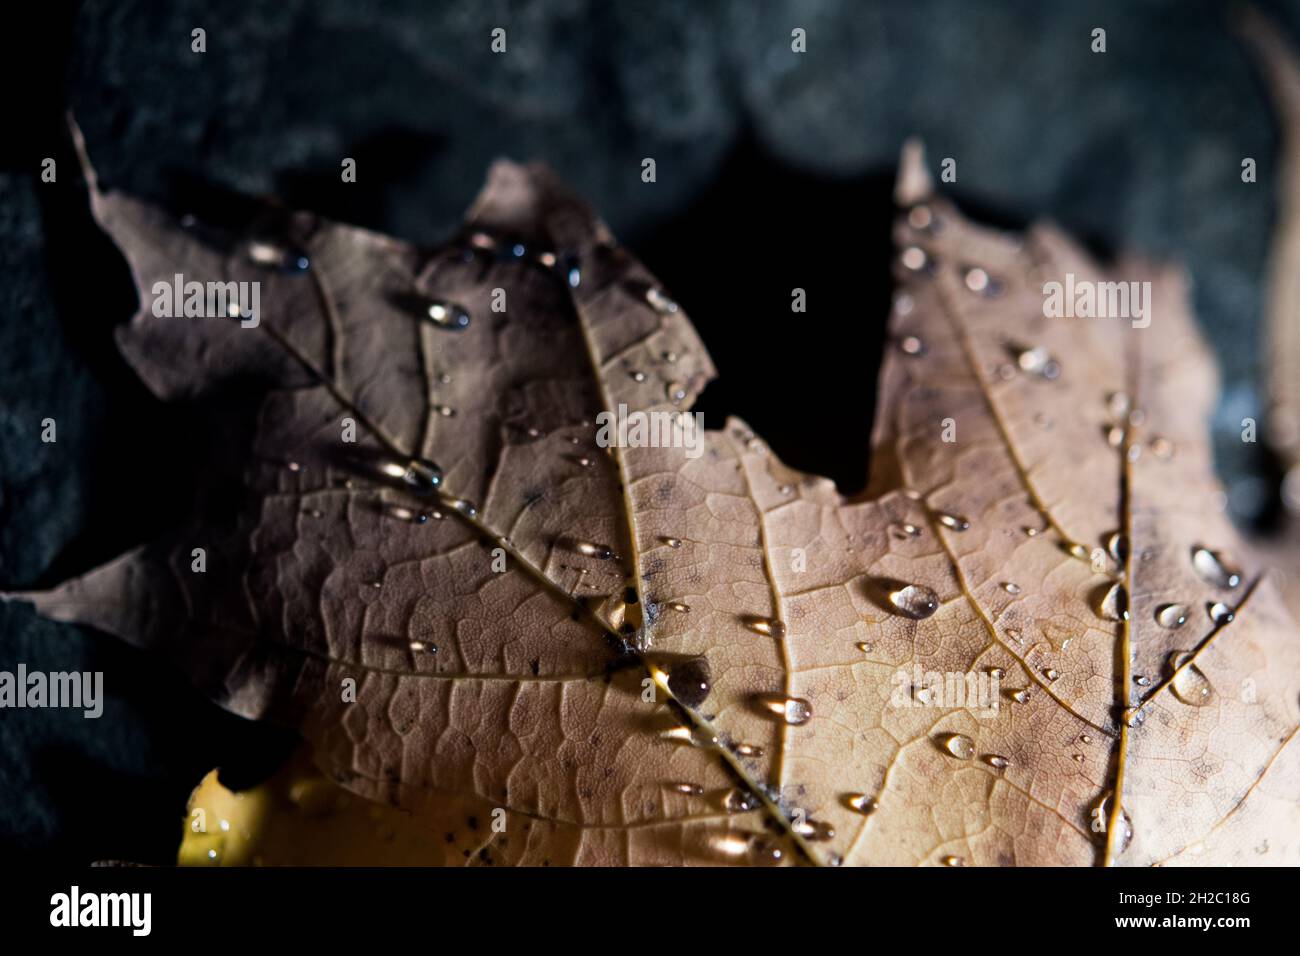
[2,0,1297,864]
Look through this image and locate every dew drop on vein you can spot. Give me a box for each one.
[1168,652,1214,707]
[1208,601,1235,625]
[1096,582,1130,622]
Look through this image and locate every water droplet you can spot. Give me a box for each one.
[672,783,704,796]
[448,498,478,518]
[629,370,646,383]
[1168,652,1214,707]
[244,238,310,273]
[385,458,443,493]
[1208,601,1235,625]
[890,521,922,539]
[1008,688,1030,704]
[964,267,990,293]
[745,834,784,865]
[1096,582,1129,621]
[1081,734,1092,744]
[1122,706,1145,727]
[1191,547,1241,589]
[1134,675,1151,687]
[666,601,691,613]
[984,754,1010,769]
[722,788,760,813]
[757,694,813,726]
[988,666,1005,679]
[1001,582,1021,595]
[434,404,456,417]
[645,287,678,314]
[936,512,970,531]
[742,615,787,639]
[793,817,835,841]
[855,641,874,653]
[887,583,940,620]
[666,657,711,708]
[1106,532,1128,563]
[733,743,765,758]
[661,536,683,549]
[564,538,615,560]
[1016,345,1052,375]
[424,300,471,330]
[899,334,926,356]
[1151,436,1174,460]
[1044,668,1060,682]
[1155,603,1189,629]
[385,504,434,524]
[939,733,976,760]
[666,381,687,403]
[1023,526,1040,537]
[901,246,928,270]
[847,794,878,815]
[941,855,965,867]
[907,205,933,230]
[408,639,437,655]
[1106,391,1131,418]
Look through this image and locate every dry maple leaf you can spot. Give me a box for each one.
[11,126,1299,867]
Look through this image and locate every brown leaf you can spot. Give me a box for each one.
[13,126,1299,866]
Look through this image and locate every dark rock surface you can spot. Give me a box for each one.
[2,0,1295,861]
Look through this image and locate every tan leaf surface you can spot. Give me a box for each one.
[12,129,1299,866]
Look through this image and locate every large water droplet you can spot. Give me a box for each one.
[1168,652,1214,707]
[666,657,711,708]
[939,733,976,760]
[1191,547,1241,589]
[1155,603,1189,629]
[887,583,940,620]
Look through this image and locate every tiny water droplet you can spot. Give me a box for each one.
[408,639,437,655]
[565,538,615,560]
[1106,532,1128,563]
[1044,668,1060,682]
[1150,436,1174,460]
[387,458,443,493]
[941,855,964,867]
[907,205,933,230]
[936,512,970,531]
[448,498,477,518]
[964,267,990,292]
[434,404,456,417]
[629,370,646,383]
[758,694,813,726]
[1134,675,1151,687]
[1122,706,1144,727]
[666,601,691,613]
[733,743,764,758]
[1008,688,1029,704]
[385,504,434,524]
[1023,526,1040,537]
[1106,391,1131,418]
[792,817,835,841]
[722,788,760,813]
[939,733,976,760]
[666,381,687,403]
[901,246,928,270]
[424,300,471,330]
[1168,652,1214,707]
[661,536,683,549]
[672,783,704,796]
[645,287,678,314]
[245,238,310,273]
[1001,582,1021,595]
[855,641,874,653]
[1191,547,1241,589]
[890,521,922,539]
[984,754,1010,769]
[1208,601,1235,625]
[1155,603,1189,629]
[887,583,940,619]
[899,334,926,356]
[988,666,1005,679]
[847,794,878,815]
[742,615,787,639]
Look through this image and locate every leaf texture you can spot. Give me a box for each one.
[15,132,1300,866]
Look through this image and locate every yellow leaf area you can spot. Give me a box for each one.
[178,747,510,866]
